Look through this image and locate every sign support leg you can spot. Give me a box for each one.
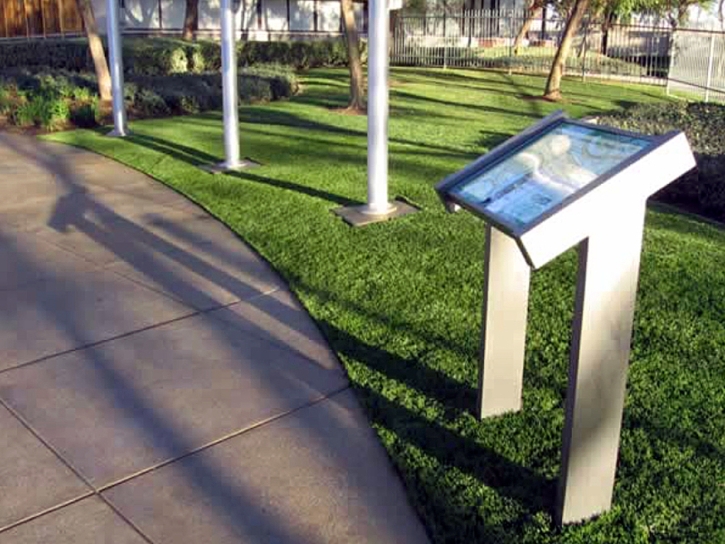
[556,204,646,524]
[478,225,531,419]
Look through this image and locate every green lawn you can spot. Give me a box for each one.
[47,68,725,543]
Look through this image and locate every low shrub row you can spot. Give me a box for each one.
[0,65,298,131]
[598,101,725,222]
[0,38,360,76]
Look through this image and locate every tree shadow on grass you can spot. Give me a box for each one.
[238,104,481,156]
[116,117,477,209]
[390,89,542,120]
[317,320,556,524]
[477,129,513,150]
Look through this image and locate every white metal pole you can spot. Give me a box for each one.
[221,0,241,168]
[106,0,127,137]
[366,0,395,214]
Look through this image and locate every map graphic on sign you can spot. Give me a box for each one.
[450,122,651,228]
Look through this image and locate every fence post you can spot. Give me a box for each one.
[705,31,715,103]
[508,9,514,75]
[443,10,448,69]
[581,18,589,81]
[665,27,674,95]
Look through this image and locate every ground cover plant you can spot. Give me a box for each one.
[599,101,725,223]
[47,68,725,543]
[0,37,358,75]
[0,65,298,131]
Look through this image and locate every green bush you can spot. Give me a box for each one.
[239,77,273,103]
[240,64,298,99]
[39,96,71,130]
[0,84,18,115]
[0,40,90,71]
[0,38,363,76]
[11,94,71,130]
[132,88,171,117]
[0,67,97,98]
[0,64,297,129]
[599,101,725,222]
[189,48,206,73]
[11,100,36,127]
[197,40,222,71]
[125,40,189,76]
[129,73,222,113]
[69,100,99,128]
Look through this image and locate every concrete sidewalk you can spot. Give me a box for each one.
[0,133,430,544]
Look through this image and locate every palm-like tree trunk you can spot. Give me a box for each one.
[182,0,199,40]
[543,0,590,100]
[76,0,112,102]
[340,0,365,112]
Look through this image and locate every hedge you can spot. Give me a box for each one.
[0,38,364,76]
[0,65,298,131]
[598,101,725,223]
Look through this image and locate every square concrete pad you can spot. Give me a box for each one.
[104,241,282,311]
[34,205,282,311]
[0,270,194,371]
[103,390,430,544]
[210,289,341,373]
[0,231,97,292]
[333,201,419,227]
[0,313,348,487]
[0,404,90,531]
[0,497,147,544]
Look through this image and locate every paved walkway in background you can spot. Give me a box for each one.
[0,133,429,544]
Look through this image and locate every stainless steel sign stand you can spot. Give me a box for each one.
[436,111,696,525]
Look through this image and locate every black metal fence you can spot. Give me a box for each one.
[392,9,674,86]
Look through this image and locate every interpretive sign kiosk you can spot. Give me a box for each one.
[436,111,696,525]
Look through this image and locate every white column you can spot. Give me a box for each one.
[221,0,241,168]
[106,0,127,137]
[365,0,395,214]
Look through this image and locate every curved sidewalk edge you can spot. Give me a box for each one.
[0,133,431,544]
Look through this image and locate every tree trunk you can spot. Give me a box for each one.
[182,0,199,40]
[543,0,590,100]
[340,0,365,112]
[513,7,540,55]
[76,0,112,102]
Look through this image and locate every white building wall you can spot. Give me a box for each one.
[290,0,315,31]
[318,0,341,32]
[121,0,160,28]
[264,0,289,31]
[161,0,187,28]
[93,0,366,36]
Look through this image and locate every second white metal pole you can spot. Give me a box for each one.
[221,0,241,168]
[366,0,395,214]
[106,0,127,137]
